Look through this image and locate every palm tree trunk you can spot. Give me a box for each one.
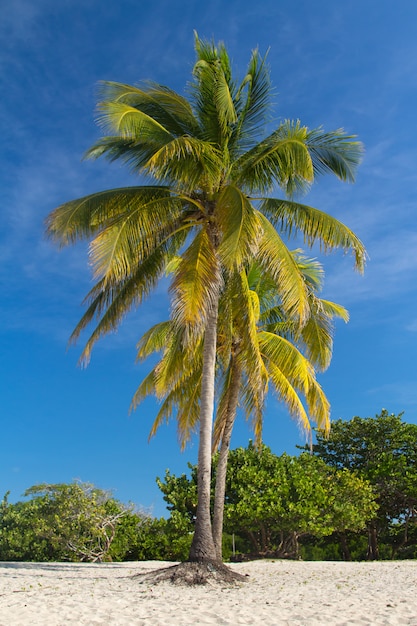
[189,298,219,563]
[212,353,241,560]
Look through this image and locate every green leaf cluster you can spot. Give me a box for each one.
[156,442,377,560]
[310,410,417,559]
[0,482,134,562]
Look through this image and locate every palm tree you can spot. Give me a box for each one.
[132,254,348,558]
[211,255,349,558]
[46,34,365,566]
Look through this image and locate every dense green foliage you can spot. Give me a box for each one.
[157,443,377,559]
[0,482,135,562]
[308,410,417,559]
[0,482,193,563]
[224,444,377,558]
[3,413,416,562]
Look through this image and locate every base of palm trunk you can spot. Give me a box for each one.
[133,560,247,585]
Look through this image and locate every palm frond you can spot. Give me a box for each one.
[258,331,314,391]
[145,136,222,189]
[170,228,221,328]
[233,271,269,399]
[259,330,330,435]
[96,81,200,137]
[130,368,158,410]
[175,368,203,449]
[233,120,314,194]
[45,186,174,246]
[260,198,367,272]
[320,299,350,321]
[214,68,237,135]
[70,237,183,365]
[95,101,173,144]
[88,194,186,285]
[306,127,363,182]
[304,378,330,435]
[192,34,237,147]
[297,302,334,372]
[135,321,173,360]
[149,366,202,449]
[131,322,203,449]
[266,360,311,436]
[255,212,310,324]
[85,136,163,174]
[217,185,261,269]
[231,49,271,154]
[299,296,349,371]
[292,249,324,291]
[239,370,267,444]
[154,330,202,397]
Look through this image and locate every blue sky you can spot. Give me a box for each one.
[1,0,416,517]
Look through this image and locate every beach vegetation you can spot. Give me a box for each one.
[0,482,134,562]
[3,416,417,564]
[308,410,417,560]
[157,443,377,560]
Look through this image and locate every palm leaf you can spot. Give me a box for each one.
[214,68,237,135]
[256,212,310,323]
[96,81,200,137]
[88,194,186,284]
[45,186,175,246]
[170,228,221,327]
[138,364,202,449]
[85,136,163,174]
[306,127,363,182]
[299,296,349,371]
[154,330,202,397]
[192,34,237,147]
[266,360,312,436]
[233,120,314,194]
[304,378,330,435]
[258,331,314,391]
[233,270,269,400]
[145,136,222,189]
[70,236,184,365]
[232,49,271,154]
[292,249,324,291]
[135,321,173,360]
[95,101,173,144]
[217,185,261,268]
[320,299,350,321]
[130,368,158,410]
[260,197,367,272]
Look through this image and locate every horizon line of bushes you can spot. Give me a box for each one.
[1,410,416,562]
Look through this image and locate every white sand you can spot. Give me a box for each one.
[0,559,416,625]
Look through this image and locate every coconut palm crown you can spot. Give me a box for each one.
[46,34,366,564]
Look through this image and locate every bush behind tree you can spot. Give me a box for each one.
[157,442,377,560]
[309,410,417,559]
[3,411,417,563]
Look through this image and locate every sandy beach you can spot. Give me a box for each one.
[0,559,416,625]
